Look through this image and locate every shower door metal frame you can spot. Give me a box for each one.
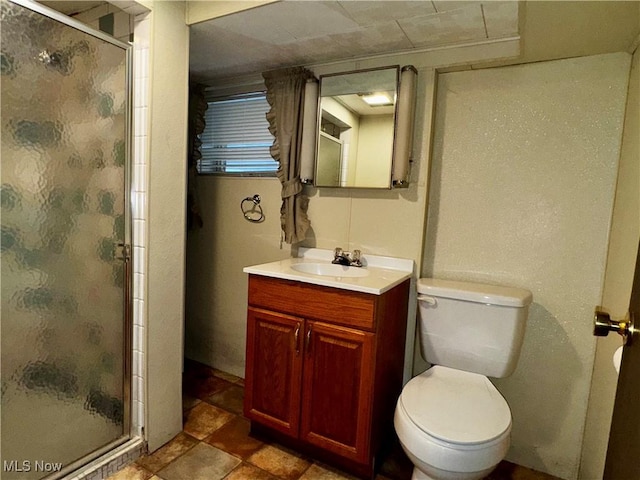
[7,1,135,478]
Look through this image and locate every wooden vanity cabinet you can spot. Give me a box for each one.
[244,275,410,478]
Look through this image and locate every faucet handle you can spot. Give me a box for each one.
[352,249,361,261]
[334,247,344,258]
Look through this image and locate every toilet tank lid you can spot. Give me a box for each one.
[418,278,532,307]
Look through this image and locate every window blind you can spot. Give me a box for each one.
[198,94,277,175]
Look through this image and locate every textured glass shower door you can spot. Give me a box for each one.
[1,1,131,478]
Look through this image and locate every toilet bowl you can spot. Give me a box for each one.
[395,279,532,480]
[394,366,511,480]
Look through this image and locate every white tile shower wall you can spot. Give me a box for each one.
[130,10,151,440]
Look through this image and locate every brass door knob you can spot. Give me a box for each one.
[594,307,635,345]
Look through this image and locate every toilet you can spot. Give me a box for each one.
[394,278,532,480]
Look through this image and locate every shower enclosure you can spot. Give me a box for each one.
[1,1,132,478]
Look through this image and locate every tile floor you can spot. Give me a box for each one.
[107,359,561,480]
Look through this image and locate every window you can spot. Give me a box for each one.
[198,93,277,176]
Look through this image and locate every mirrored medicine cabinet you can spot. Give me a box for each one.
[315,66,399,189]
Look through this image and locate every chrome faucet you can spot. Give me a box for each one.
[331,247,363,267]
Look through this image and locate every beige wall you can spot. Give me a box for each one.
[143,0,189,453]
[424,53,631,479]
[186,0,279,26]
[516,1,639,66]
[355,114,394,188]
[183,34,636,480]
[130,0,640,468]
[580,47,640,480]
[185,67,437,383]
[185,177,288,377]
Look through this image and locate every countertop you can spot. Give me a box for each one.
[243,248,413,295]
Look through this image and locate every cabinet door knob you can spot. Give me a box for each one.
[294,324,301,355]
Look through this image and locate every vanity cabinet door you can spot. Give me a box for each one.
[300,321,375,463]
[244,307,304,437]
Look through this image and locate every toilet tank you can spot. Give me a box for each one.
[417,278,533,378]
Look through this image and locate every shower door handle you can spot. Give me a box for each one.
[116,243,131,262]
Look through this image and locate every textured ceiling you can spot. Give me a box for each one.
[189,0,519,83]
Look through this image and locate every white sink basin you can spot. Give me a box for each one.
[244,248,413,294]
[290,263,370,278]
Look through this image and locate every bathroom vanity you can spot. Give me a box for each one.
[243,249,412,477]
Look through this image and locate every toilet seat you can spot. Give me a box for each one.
[394,398,510,477]
[400,366,511,445]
